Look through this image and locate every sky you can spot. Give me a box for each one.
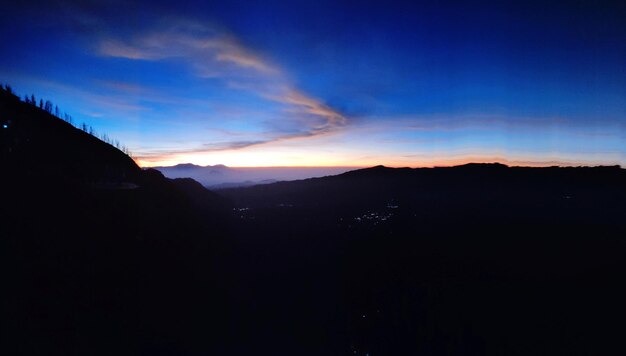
[1,0,624,167]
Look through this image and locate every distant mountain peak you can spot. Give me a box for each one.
[453,162,510,171]
[169,163,229,170]
[173,163,201,169]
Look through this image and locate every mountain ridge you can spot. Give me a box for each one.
[1,86,231,355]
[4,84,626,355]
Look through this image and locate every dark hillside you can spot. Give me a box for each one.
[1,90,139,184]
[221,163,626,225]
[218,163,626,355]
[3,85,626,355]
[0,88,230,355]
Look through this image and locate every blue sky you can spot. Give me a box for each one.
[1,0,624,167]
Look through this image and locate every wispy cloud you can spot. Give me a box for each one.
[10,76,150,114]
[99,39,162,60]
[94,21,348,158]
[272,88,347,127]
[133,130,325,162]
[214,51,278,74]
[98,28,280,75]
[352,113,588,133]
[201,140,268,151]
[135,139,266,157]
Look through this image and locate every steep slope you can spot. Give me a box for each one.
[1,90,139,184]
[1,88,230,356]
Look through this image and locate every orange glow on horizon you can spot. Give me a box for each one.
[134,152,617,169]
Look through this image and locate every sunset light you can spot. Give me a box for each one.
[1,1,623,168]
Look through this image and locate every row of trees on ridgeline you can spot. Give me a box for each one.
[2,83,132,157]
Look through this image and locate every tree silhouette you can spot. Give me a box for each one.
[44,100,53,114]
[5,83,133,158]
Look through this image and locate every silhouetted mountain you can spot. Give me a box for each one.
[4,86,626,355]
[154,163,356,188]
[221,162,626,225]
[173,163,204,169]
[170,176,230,211]
[217,163,626,355]
[1,88,230,355]
[1,89,139,184]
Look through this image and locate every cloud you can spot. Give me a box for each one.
[10,76,150,114]
[132,140,267,164]
[98,28,279,76]
[352,113,580,134]
[273,88,347,127]
[223,83,348,138]
[95,20,347,158]
[133,132,314,162]
[202,140,268,151]
[99,40,162,60]
[96,24,280,77]
[215,52,277,74]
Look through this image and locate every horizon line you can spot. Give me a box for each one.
[142,161,623,169]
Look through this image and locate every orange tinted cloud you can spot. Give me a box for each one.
[96,21,348,161]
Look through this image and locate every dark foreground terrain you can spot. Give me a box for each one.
[219,163,626,355]
[2,87,626,355]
